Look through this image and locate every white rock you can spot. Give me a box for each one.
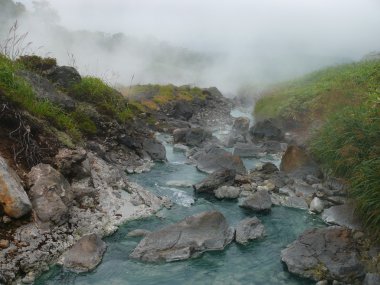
[309,197,324,213]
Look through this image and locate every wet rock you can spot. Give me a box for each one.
[214,186,241,199]
[294,183,317,199]
[310,197,324,213]
[28,164,74,227]
[282,196,308,210]
[363,273,380,285]
[225,117,250,147]
[239,190,272,212]
[194,145,246,175]
[0,156,32,218]
[235,217,265,244]
[130,211,234,262]
[173,127,212,147]
[127,229,151,238]
[18,70,76,111]
[280,145,322,178]
[281,227,364,282]
[261,162,279,174]
[142,138,166,161]
[322,203,362,230]
[233,143,262,158]
[59,233,106,272]
[249,120,284,141]
[194,169,236,194]
[47,65,81,89]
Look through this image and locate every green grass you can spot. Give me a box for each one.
[254,59,380,239]
[0,54,81,140]
[121,84,206,110]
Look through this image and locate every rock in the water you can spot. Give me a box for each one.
[173,127,212,147]
[225,117,250,147]
[249,120,284,141]
[363,273,380,285]
[195,145,246,175]
[310,197,324,213]
[194,169,236,194]
[281,227,364,282]
[47,65,81,89]
[261,162,279,174]
[127,229,151,238]
[130,211,234,262]
[28,164,74,227]
[235,217,265,244]
[233,143,262,158]
[0,156,32,218]
[59,233,106,272]
[239,190,272,212]
[142,138,166,161]
[214,186,241,199]
[282,196,308,210]
[322,203,362,230]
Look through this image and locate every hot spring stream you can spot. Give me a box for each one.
[36,109,325,285]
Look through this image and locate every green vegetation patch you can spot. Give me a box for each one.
[16,55,57,74]
[0,54,80,140]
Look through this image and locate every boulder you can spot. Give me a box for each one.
[130,211,234,262]
[280,145,322,178]
[233,143,262,158]
[59,234,106,272]
[195,146,246,175]
[18,70,76,111]
[261,162,279,174]
[281,227,365,282]
[0,156,32,218]
[28,164,74,227]
[294,183,317,199]
[55,148,89,181]
[310,197,324,213]
[239,190,272,212]
[322,203,362,230]
[282,196,308,210]
[249,120,284,141]
[235,217,265,244]
[170,101,194,121]
[214,186,241,199]
[194,169,236,194]
[173,128,212,147]
[225,117,250,147]
[142,138,166,161]
[47,66,81,89]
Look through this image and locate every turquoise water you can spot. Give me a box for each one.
[36,137,324,285]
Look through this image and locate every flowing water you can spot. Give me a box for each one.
[37,109,325,285]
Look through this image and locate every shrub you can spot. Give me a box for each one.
[16,55,57,74]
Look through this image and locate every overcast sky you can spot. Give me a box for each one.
[15,0,380,94]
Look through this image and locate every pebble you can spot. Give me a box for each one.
[0,239,10,249]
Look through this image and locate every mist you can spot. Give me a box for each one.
[2,0,380,95]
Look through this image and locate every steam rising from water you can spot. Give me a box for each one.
[3,0,380,95]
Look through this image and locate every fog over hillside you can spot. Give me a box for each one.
[2,0,380,94]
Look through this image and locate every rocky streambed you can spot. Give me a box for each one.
[1,102,379,285]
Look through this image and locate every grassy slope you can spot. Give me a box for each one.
[254,59,380,238]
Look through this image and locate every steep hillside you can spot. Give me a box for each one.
[254,59,380,238]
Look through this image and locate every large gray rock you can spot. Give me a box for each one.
[130,211,234,262]
[363,273,380,285]
[235,217,265,244]
[225,117,250,147]
[194,169,236,194]
[142,138,166,161]
[59,234,106,272]
[47,65,81,89]
[214,186,241,199]
[19,70,76,111]
[322,203,362,230]
[249,120,284,141]
[194,146,246,175]
[239,190,272,212]
[173,127,212,147]
[0,156,32,218]
[170,101,194,121]
[310,197,324,213]
[28,164,74,227]
[281,227,365,282]
[233,143,262,158]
